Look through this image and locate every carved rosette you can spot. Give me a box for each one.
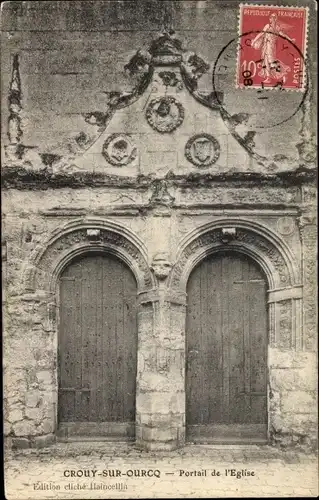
[158,71,180,87]
[185,133,220,167]
[32,229,153,291]
[102,133,137,166]
[145,96,184,133]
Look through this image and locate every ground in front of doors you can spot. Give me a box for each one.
[4,443,318,498]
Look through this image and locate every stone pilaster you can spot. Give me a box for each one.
[298,204,317,351]
[136,288,186,450]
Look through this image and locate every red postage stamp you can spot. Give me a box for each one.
[237,4,309,90]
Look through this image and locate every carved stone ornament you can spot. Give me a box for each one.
[145,96,184,133]
[151,252,172,280]
[170,227,292,290]
[149,179,175,208]
[185,134,220,167]
[28,228,153,291]
[158,71,180,87]
[102,133,137,166]
[277,217,295,236]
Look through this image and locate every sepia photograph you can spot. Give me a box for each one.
[1,0,318,498]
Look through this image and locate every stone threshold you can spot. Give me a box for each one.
[5,441,317,464]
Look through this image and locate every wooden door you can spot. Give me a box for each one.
[58,253,137,439]
[186,251,268,443]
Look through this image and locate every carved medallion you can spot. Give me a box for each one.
[277,217,295,236]
[185,134,220,167]
[102,134,137,166]
[145,96,184,133]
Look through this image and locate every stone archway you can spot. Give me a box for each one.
[21,218,155,445]
[24,218,153,294]
[168,219,303,446]
[185,249,269,443]
[170,219,302,350]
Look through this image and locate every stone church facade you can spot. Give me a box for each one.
[2,1,317,451]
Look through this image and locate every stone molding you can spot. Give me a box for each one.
[170,218,300,292]
[169,218,303,350]
[298,218,317,350]
[268,285,303,303]
[23,217,154,293]
[138,289,187,307]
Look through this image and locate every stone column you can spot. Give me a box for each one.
[135,264,187,450]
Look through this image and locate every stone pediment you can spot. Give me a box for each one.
[70,62,232,177]
[2,30,316,183]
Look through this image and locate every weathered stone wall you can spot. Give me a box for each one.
[3,185,317,450]
[1,0,317,163]
[1,0,317,451]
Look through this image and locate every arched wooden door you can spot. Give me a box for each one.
[58,253,138,439]
[186,251,268,443]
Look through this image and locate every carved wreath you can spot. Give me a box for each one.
[145,96,185,133]
[185,133,220,167]
[102,133,137,166]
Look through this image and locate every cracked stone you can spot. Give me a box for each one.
[8,409,23,423]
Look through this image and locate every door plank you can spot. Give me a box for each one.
[186,251,268,442]
[200,261,209,424]
[229,257,245,424]
[96,257,103,421]
[221,255,230,423]
[207,256,223,423]
[80,259,92,421]
[58,253,137,436]
[243,260,252,422]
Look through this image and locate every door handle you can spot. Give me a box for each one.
[188,349,199,357]
[186,350,199,370]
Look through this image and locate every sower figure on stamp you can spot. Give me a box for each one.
[251,13,295,83]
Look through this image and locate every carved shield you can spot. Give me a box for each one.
[193,139,212,162]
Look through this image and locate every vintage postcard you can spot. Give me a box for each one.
[2,0,317,498]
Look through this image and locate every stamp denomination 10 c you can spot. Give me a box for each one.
[237,4,308,91]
